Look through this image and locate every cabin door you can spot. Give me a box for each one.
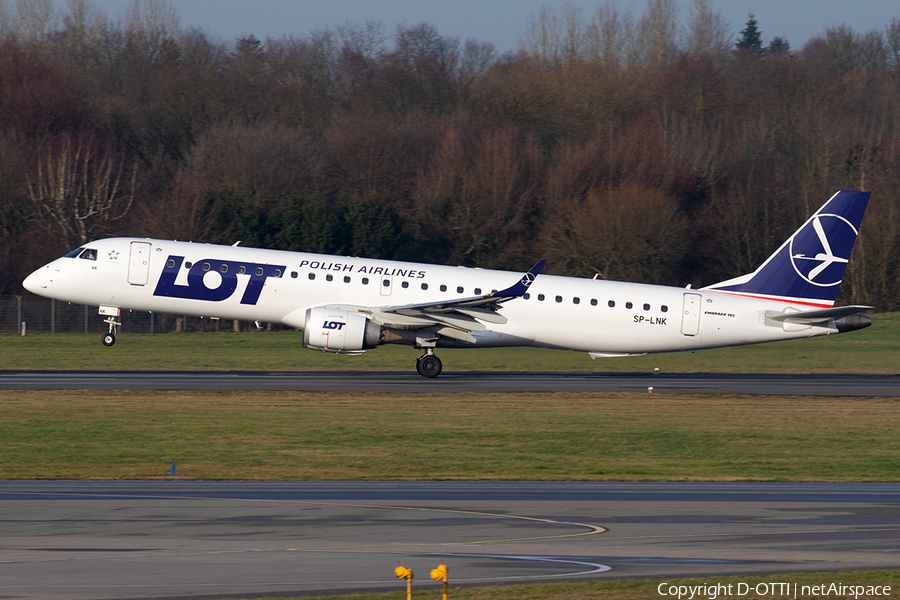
[681,292,702,336]
[127,242,152,286]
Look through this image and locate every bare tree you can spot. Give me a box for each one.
[521,4,561,65]
[635,0,678,69]
[585,2,626,68]
[25,133,137,249]
[14,0,56,45]
[337,19,388,62]
[61,0,108,70]
[521,2,589,65]
[560,2,585,61]
[0,0,13,39]
[413,123,540,268]
[886,18,900,74]
[685,0,730,62]
[541,183,689,283]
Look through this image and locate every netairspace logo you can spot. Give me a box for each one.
[657,581,892,599]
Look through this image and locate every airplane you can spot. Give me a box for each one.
[23,190,873,378]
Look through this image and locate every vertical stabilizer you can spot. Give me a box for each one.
[703,190,870,307]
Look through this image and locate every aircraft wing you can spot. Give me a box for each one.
[323,260,546,343]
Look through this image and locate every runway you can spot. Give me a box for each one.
[1,481,898,599]
[2,370,899,395]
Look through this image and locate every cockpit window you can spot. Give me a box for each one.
[64,248,85,258]
[79,248,98,261]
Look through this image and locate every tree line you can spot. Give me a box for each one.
[1,0,899,311]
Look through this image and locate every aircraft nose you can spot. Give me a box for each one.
[23,266,53,295]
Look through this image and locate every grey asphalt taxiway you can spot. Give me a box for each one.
[1,481,899,599]
[2,370,900,395]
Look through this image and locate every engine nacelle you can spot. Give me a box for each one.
[302,307,382,353]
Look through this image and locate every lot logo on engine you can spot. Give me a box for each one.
[323,321,346,330]
[154,256,286,304]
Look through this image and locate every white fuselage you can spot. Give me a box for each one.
[23,238,839,355]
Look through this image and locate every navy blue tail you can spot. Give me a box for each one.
[704,190,870,307]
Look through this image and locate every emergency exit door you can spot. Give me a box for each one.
[128,242,152,285]
[681,292,702,336]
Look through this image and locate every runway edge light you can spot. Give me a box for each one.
[395,566,413,600]
[431,564,448,600]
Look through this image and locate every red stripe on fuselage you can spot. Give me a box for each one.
[703,289,833,308]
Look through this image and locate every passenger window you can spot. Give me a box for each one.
[383,279,390,287]
[273,269,281,277]
[185,261,192,269]
[308,273,315,280]
[291,271,298,278]
[573,297,580,304]
[421,283,428,290]
[202,262,210,271]
[643,303,650,311]
[538,294,545,301]
[362,277,369,284]
[402,281,409,288]
[608,300,615,307]
[523,293,530,300]
[475,288,482,295]
[555,295,562,303]
[79,248,97,261]
[661,305,668,312]
[220,264,228,273]
[457,286,464,294]
[440,284,447,292]
[256,267,264,276]
[590,299,598,306]
[167,259,175,268]
[344,276,351,283]
[238,266,246,274]
[626,302,633,309]
[326,274,333,281]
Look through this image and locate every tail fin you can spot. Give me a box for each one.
[703,190,870,308]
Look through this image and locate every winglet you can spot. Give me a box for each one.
[491,259,547,298]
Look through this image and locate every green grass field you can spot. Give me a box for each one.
[2,391,898,481]
[1,312,898,373]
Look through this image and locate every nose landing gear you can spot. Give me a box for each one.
[99,306,121,347]
[416,349,443,378]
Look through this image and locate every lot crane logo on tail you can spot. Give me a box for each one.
[789,214,856,286]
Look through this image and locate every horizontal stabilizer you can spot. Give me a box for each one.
[765,305,872,323]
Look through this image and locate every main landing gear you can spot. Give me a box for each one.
[416,349,442,378]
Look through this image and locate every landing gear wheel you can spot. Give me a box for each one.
[101,333,116,347]
[417,354,442,378]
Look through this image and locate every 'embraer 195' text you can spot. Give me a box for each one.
[154,256,286,304]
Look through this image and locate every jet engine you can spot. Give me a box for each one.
[302,307,383,353]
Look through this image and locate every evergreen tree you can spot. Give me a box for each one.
[735,13,763,53]
[767,36,790,54]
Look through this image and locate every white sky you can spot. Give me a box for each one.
[51,0,900,53]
